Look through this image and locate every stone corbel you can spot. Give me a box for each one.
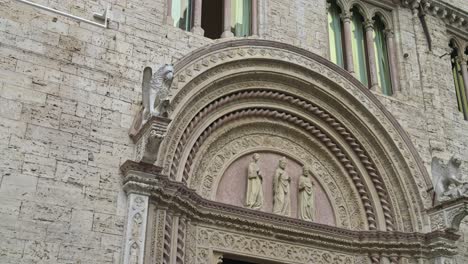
[428,197,468,232]
[131,115,171,164]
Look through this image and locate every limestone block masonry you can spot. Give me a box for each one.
[0,0,467,263]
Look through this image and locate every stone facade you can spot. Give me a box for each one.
[0,0,467,263]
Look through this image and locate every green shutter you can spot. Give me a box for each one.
[351,10,369,87]
[327,2,344,67]
[231,0,252,37]
[373,18,392,95]
[172,0,193,31]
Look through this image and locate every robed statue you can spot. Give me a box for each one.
[245,153,263,209]
[273,157,291,216]
[298,165,315,221]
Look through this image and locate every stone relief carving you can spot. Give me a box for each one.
[188,120,365,229]
[273,157,291,216]
[133,116,171,164]
[143,64,174,122]
[299,165,316,221]
[432,156,468,202]
[123,194,149,264]
[195,226,355,264]
[245,153,264,210]
[156,43,433,236]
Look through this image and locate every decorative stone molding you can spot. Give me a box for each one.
[131,116,171,164]
[160,41,432,229]
[428,198,468,232]
[120,161,460,263]
[188,121,365,230]
[403,0,468,35]
[166,85,401,230]
[122,193,149,264]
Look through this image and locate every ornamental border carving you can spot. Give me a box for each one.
[188,118,366,230]
[153,40,431,234]
[120,163,459,262]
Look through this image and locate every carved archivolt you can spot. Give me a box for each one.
[155,40,431,234]
[189,119,366,230]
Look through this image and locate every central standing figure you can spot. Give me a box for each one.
[273,157,291,216]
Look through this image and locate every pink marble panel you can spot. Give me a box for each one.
[216,152,336,226]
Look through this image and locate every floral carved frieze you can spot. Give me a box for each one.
[428,198,468,232]
[122,193,149,264]
[195,226,355,264]
[131,116,171,164]
[120,162,459,262]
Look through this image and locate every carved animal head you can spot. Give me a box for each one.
[160,64,174,82]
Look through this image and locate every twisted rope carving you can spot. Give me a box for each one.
[162,214,172,264]
[370,255,380,264]
[176,217,186,264]
[169,89,394,231]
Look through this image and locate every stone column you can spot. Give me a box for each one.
[364,20,379,91]
[341,12,355,75]
[459,56,468,112]
[251,0,258,36]
[166,0,174,25]
[191,0,204,35]
[385,29,400,93]
[122,193,149,264]
[221,0,234,38]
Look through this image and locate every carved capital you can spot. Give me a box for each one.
[364,20,374,31]
[340,12,352,22]
[428,198,468,232]
[456,55,468,65]
[133,116,171,164]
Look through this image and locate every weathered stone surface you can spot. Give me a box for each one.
[0,0,467,263]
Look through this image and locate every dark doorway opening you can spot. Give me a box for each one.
[202,0,223,39]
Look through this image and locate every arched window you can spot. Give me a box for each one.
[351,6,369,87]
[373,16,392,95]
[171,0,193,31]
[450,41,468,119]
[231,0,252,37]
[327,0,344,67]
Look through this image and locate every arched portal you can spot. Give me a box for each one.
[156,39,431,232]
[123,39,457,264]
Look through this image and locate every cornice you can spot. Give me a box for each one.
[120,162,459,258]
[403,0,468,36]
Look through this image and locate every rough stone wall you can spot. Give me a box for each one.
[0,0,467,263]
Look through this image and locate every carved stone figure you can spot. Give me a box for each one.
[298,165,315,221]
[143,64,174,122]
[432,156,468,202]
[129,242,139,264]
[245,153,263,209]
[273,157,291,216]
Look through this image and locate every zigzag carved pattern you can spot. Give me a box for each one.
[169,90,394,231]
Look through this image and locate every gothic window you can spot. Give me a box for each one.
[231,0,252,37]
[327,0,345,68]
[450,40,468,119]
[351,6,369,87]
[172,0,193,31]
[373,15,392,95]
